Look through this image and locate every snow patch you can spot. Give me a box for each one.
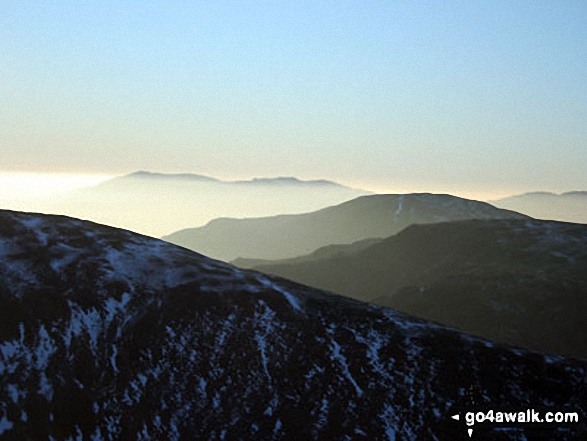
[103,293,131,327]
[0,416,13,436]
[90,427,104,441]
[66,304,102,353]
[110,344,119,373]
[6,384,20,403]
[19,216,50,246]
[327,330,363,397]
[350,327,392,384]
[254,301,276,379]
[256,275,303,312]
[38,372,53,401]
[35,325,57,370]
[395,195,405,217]
[315,398,329,430]
[264,394,279,417]
[380,403,397,440]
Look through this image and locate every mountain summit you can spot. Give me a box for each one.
[164,193,528,262]
[103,172,352,188]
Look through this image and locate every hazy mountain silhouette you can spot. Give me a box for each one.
[492,191,587,224]
[238,219,587,360]
[97,170,221,184]
[0,210,586,440]
[97,171,350,187]
[164,194,528,262]
[45,171,370,237]
[232,238,382,269]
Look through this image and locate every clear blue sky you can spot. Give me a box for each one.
[1,1,586,197]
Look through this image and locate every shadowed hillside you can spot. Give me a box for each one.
[239,219,587,360]
[0,211,585,439]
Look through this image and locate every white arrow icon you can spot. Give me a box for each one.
[450,413,472,437]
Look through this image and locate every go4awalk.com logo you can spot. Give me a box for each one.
[450,407,580,438]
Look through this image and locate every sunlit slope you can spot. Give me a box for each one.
[165,193,528,261]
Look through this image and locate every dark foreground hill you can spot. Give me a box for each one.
[0,211,586,440]
[164,193,528,262]
[239,219,587,361]
[491,191,587,224]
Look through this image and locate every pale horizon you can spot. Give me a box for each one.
[0,169,580,204]
[2,1,586,199]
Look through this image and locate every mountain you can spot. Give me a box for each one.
[97,170,221,184]
[233,177,346,187]
[231,238,382,269]
[0,211,586,440]
[96,171,349,188]
[238,219,587,360]
[491,191,587,224]
[163,193,528,262]
[26,171,371,238]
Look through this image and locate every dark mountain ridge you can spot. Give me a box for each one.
[0,211,586,439]
[240,218,587,360]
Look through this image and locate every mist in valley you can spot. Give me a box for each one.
[0,171,371,238]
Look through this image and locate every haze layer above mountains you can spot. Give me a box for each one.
[0,172,370,238]
[492,192,587,225]
[2,171,586,241]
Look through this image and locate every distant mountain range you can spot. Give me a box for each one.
[491,191,587,224]
[237,219,587,360]
[98,171,352,187]
[44,171,371,237]
[1,210,586,439]
[164,194,528,262]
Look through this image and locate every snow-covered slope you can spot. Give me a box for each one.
[0,211,585,440]
[238,218,587,360]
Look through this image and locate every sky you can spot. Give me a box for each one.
[1,1,586,199]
